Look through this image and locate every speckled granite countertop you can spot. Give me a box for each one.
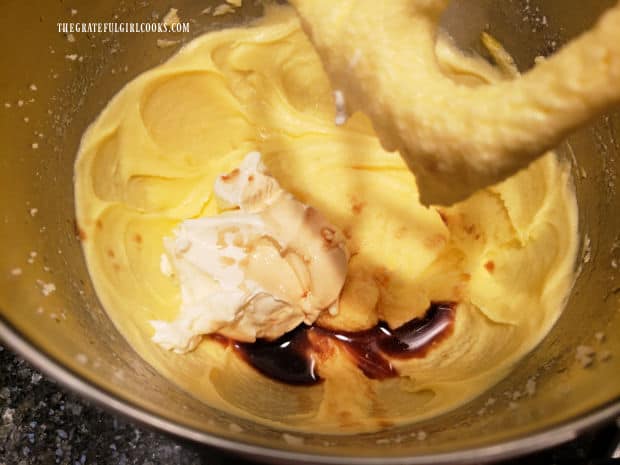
[0,344,260,465]
[1,343,618,465]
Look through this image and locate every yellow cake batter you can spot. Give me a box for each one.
[290,0,620,205]
[74,6,578,433]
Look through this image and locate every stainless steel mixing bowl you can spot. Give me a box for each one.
[1,0,619,463]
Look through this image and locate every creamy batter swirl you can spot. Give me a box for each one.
[75,7,578,433]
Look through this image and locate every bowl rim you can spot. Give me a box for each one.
[1,316,619,464]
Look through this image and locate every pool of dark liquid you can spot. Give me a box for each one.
[212,301,456,386]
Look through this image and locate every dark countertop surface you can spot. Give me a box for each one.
[1,343,618,465]
[0,344,261,465]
